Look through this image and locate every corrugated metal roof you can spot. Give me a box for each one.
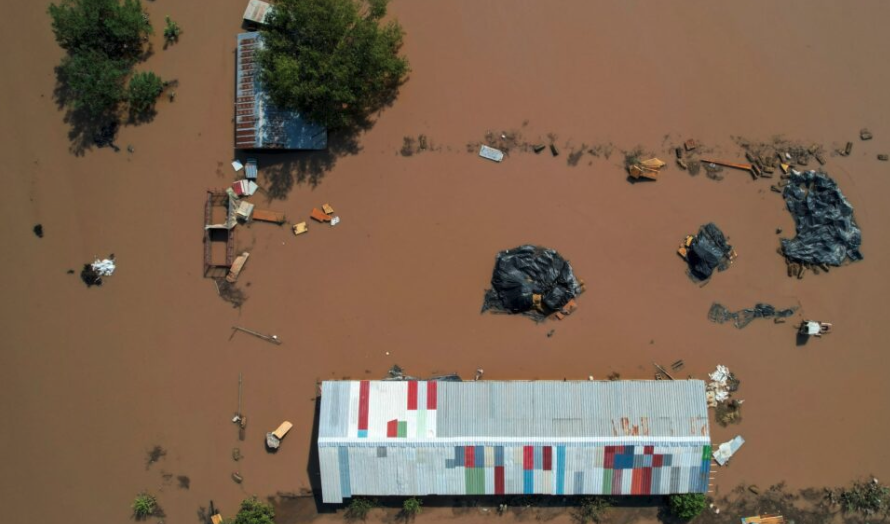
[318,380,710,503]
[235,32,327,150]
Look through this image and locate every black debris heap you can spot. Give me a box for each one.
[482,245,583,320]
[781,171,863,266]
[708,303,797,329]
[686,223,734,281]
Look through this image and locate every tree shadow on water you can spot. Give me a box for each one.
[53,65,121,156]
[248,125,364,200]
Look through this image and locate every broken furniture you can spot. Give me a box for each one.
[236,201,255,221]
[322,203,334,215]
[211,514,225,524]
[252,209,286,224]
[628,157,665,180]
[226,252,250,283]
[292,222,308,236]
[266,421,293,450]
[310,208,332,222]
[232,179,258,197]
[245,158,258,180]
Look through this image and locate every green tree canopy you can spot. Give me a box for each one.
[259,0,409,129]
[668,493,707,520]
[58,50,130,117]
[49,0,151,62]
[128,71,164,116]
[233,497,275,524]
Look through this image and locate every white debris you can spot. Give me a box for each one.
[232,160,244,172]
[713,435,745,466]
[706,364,733,407]
[91,258,116,276]
[479,145,505,162]
[330,216,341,227]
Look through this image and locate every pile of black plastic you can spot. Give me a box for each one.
[482,245,582,319]
[781,171,863,266]
[686,223,734,280]
[708,303,797,329]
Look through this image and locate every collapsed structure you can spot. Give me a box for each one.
[482,245,583,318]
[781,171,862,266]
[318,380,711,503]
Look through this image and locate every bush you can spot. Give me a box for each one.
[132,492,157,519]
[259,0,410,129]
[345,497,377,520]
[572,497,610,524]
[127,71,164,116]
[839,479,889,516]
[164,16,182,45]
[668,493,707,520]
[233,497,275,524]
[402,497,422,517]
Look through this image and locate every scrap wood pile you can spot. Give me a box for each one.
[779,171,862,278]
[482,245,585,321]
[677,223,737,281]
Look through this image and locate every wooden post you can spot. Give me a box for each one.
[232,326,282,345]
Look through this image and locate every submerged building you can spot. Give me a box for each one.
[318,380,711,503]
[235,32,327,150]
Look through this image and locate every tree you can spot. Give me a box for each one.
[259,0,410,129]
[48,0,151,62]
[668,493,707,520]
[128,71,164,116]
[57,50,130,118]
[233,497,275,524]
[132,492,157,519]
[164,16,182,46]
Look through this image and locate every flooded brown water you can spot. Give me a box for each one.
[2,1,890,523]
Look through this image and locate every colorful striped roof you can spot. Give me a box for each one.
[318,380,711,503]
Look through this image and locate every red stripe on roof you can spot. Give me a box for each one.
[523,446,534,470]
[464,446,475,468]
[358,381,370,430]
[407,381,418,410]
[641,467,652,495]
[387,419,398,438]
[543,446,552,471]
[426,381,437,410]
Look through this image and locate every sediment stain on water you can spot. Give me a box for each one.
[2,1,890,523]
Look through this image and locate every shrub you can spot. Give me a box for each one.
[345,497,377,520]
[132,492,157,519]
[233,497,275,524]
[164,16,182,45]
[48,0,152,62]
[572,496,610,524]
[668,493,707,520]
[839,479,889,516]
[127,71,164,116]
[57,50,130,118]
[402,497,422,517]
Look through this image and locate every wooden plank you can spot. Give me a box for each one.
[252,209,286,224]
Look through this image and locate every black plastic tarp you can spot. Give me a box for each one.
[482,245,582,317]
[708,303,797,329]
[781,171,863,266]
[687,223,733,280]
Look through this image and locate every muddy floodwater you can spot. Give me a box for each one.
[2,1,890,523]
